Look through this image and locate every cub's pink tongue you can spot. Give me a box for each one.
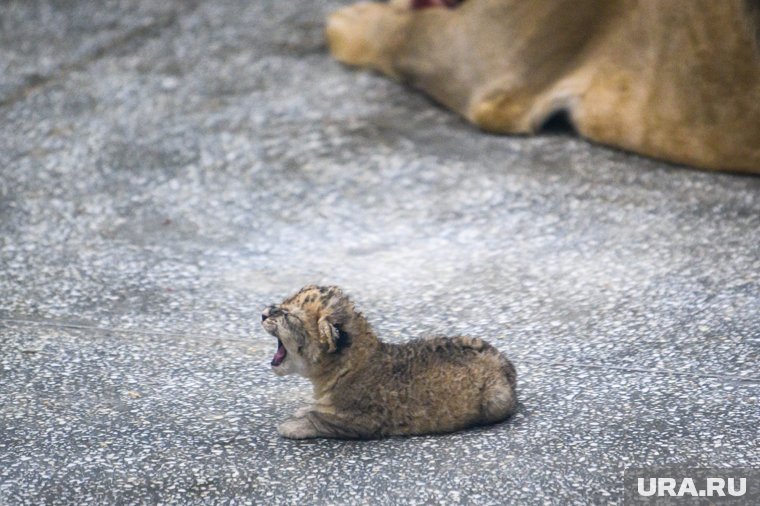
[271,341,287,366]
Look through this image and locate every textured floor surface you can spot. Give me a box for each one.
[1,0,759,504]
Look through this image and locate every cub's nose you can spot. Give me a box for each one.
[261,306,277,321]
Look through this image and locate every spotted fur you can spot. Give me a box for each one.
[261,285,517,439]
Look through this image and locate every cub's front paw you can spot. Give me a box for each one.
[277,417,319,440]
[292,405,313,418]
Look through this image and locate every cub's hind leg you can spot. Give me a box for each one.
[480,378,517,424]
[479,355,518,425]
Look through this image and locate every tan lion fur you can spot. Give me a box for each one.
[326,0,760,173]
[261,285,517,439]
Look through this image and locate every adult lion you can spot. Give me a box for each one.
[326,0,760,173]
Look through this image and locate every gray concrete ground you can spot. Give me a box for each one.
[1,0,759,504]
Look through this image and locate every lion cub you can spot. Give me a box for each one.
[261,285,517,439]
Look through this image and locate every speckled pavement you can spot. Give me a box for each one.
[1,0,759,504]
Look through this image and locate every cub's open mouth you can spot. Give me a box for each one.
[271,339,287,367]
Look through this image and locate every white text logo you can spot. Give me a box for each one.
[637,477,747,497]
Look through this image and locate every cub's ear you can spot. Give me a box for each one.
[317,316,340,353]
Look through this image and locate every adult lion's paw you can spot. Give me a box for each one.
[325,2,406,78]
